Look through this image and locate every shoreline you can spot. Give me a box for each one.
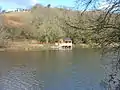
[0,41,118,52]
[0,43,100,52]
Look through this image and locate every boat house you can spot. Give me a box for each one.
[55,38,72,50]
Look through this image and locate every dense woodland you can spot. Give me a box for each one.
[0,4,117,46]
[0,3,120,47]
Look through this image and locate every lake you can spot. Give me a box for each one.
[0,48,105,90]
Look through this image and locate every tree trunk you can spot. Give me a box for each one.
[45,37,48,44]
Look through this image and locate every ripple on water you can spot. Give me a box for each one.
[0,65,44,90]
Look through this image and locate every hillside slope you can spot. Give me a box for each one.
[1,12,31,27]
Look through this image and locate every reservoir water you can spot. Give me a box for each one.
[0,48,104,90]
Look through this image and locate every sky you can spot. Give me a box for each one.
[0,0,110,11]
[0,0,75,11]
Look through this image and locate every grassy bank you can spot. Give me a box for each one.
[0,40,56,51]
[75,43,101,49]
[0,42,101,52]
[0,40,112,52]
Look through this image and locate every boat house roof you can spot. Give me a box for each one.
[64,38,72,41]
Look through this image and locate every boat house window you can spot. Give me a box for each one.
[65,41,71,43]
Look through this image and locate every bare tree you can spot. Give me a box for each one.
[47,4,51,8]
[65,0,120,89]
[0,14,8,47]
